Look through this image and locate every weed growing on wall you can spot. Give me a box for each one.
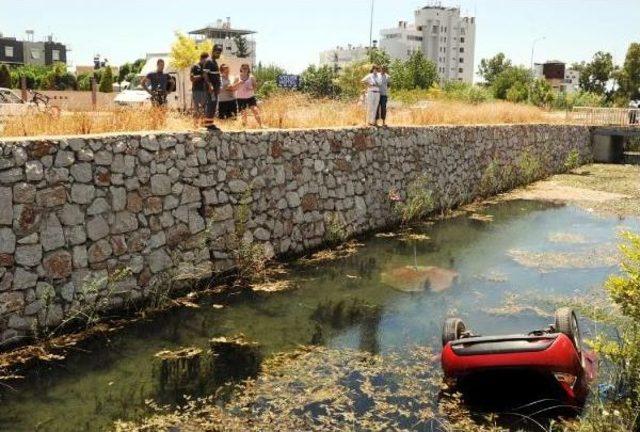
[564,149,581,172]
[393,175,435,224]
[323,212,348,245]
[229,187,269,285]
[517,151,542,184]
[479,161,501,197]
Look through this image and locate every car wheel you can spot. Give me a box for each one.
[555,308,582,351]
[442,318,466,347]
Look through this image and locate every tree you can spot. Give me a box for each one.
[0,65,11,88]
[254,64,287,88]
[478,53,512,86]
[491,66,532,100]
[388,52,437,91]
[99,67,113,92]
[405,51,438,90]
[300,65,341,98]
[337,60,371,98]
[579,51,615,96]
[617,43,640,101]
[234,35,251,58]
[170,32,212,70]
[530,78,554,107]
[367,48,391,68]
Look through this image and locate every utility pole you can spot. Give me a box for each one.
[530,36,546,74]
[369,0,375,49]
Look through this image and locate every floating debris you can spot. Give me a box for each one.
[297,240,364,265]
[469,213,494,223]
[483,294,552,318]
[251,279,296,293]
[212,304,224,310]
[548,232,588,244]
[508,246,618,272]
[398,233,431,242]
[375,232,398,238]
[381,265,459,293]
[475,270,508,283]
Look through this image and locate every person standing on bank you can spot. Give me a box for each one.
[218,64,239,119]
[143,59,175,107]
[377,66,391,127]
[361,65,381,127]
[235,64,263,128]
[190,52,209,125]
[203,45,223,131]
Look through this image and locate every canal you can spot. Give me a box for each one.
[1,199,637,431]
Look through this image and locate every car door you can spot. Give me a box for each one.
[0,89,28,116]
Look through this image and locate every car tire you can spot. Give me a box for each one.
[442,318,466,347]
[555,307,581,351]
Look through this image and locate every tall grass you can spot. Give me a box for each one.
[1,93,555,138]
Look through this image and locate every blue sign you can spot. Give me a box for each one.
[277,74,301,90]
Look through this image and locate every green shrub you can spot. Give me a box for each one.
[99,67,114,93]
[393,175,435,224]
[564,149,581,171]
[518,151,542,184]
[256,80,278,99]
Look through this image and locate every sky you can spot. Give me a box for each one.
[1,0,639,78]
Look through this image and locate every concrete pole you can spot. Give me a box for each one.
[20,76,27,102]
[91,77,97,110]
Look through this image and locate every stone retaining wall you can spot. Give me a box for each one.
[0,125,592,345]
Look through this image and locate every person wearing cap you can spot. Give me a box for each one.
[203,45,223,131]
[191,52,210,125]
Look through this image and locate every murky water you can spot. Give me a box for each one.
[1,200,638,432]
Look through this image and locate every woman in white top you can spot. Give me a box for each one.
[361,65,381,127]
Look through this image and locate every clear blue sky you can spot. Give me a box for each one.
[1,0,638,77]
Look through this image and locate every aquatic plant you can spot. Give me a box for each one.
[393,174,435,225]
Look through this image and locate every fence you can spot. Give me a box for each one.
[568,107,640,126]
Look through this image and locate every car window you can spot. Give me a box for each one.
[0,90,23,104]
[3,90,23,104]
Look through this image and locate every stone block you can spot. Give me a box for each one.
[14,244,42,267]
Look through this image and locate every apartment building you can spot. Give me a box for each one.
[189,18,257,67]
[319,45,369,71]
[380,5,476,83]
[0,33,67,66]
[534,61,581,93]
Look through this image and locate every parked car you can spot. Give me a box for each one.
[0,88,33,116]
[114,89,153,107]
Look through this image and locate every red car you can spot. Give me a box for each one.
[441,308,597,407]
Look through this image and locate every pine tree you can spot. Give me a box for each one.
[234,35,251,58]
[99,67,113,93]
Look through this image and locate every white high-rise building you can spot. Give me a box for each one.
[380,5,476,83]
[319,45,369,71]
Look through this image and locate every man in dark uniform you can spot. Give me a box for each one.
[203,44,223,131]
[143,59,174,107]
[191,52,209,125]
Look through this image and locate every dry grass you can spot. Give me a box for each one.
[0,93,556,138]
